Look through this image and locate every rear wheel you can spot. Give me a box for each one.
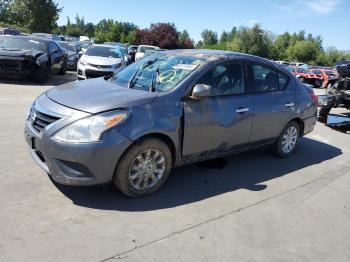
[113,138,172,197]
[274,121,300,158]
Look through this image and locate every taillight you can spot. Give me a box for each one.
[309,92,318,106]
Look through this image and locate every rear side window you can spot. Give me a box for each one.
[250,64,289,92]
[196,62,246,96]
[251,64,278,92]
[278,72,290,90]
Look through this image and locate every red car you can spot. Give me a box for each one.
[310,68,338,88]
[287,66,323,87]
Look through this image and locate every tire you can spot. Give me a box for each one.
[273,121,300,158]
[113,138,173,197]
[318,106,332,117]
[59,59,67,75]
[31,66,49,83]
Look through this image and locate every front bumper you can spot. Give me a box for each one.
[77,63,118,80]
[24,95,132,186]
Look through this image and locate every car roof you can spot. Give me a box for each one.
[161,49,276,66]
[1,35,51,43]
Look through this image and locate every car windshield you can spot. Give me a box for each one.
[80,42,90,49]
[111,53,206,92]
[139,46,157,53]
[0,37,46,52]
[85,45,121,58]
[58,42,76,52]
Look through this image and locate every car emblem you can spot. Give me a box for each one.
[30,112,37,124]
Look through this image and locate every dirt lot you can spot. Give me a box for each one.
[0,73,349,262]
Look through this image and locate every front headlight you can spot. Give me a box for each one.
[79,59,87,66]
[53,110,128,143]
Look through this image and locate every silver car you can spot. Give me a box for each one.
[77,44,125,80]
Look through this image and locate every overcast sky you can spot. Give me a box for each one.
[57,0,350,50]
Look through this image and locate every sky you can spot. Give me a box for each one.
[56,0,350,50]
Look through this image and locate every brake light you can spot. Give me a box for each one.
[309,92,318,106]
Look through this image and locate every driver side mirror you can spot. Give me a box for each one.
[190,84,212,100]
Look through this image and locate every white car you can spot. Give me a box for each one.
[135,45,160,61]
[77,44,125,80]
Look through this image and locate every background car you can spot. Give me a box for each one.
[0,27,21,35]
[128,45,138,62]
[30,33,60,41]
[57,41,82,70]
[104,42,131,65]
[310,68,338,88]
[0,35,67,82]
[135,45,160,61]
[77,44,125,80]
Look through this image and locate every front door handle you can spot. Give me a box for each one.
[236,107,249,113]
[285,102,295,107]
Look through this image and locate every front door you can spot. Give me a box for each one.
[182,61,253,159]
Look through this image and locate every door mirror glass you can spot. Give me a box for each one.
[78,51,84,58]
[190,84,212,99]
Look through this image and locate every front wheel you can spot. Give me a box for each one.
[59,59,67,75]
[113,138,172,197]
[274,121,300,158]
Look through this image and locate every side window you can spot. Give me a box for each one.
[251,64,278,92]
[278,72,289,90]
[196,62,246,96]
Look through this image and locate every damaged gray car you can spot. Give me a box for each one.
[25,50,317,197]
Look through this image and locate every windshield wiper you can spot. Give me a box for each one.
[128,58,158,89]
[149,65,160,92]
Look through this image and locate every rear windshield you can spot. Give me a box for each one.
[0,37,46,52]
[85,45,121,58]
[138,46,157,53]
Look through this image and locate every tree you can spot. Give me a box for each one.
[220,31,229,43]
[179,30,194,48]
[0,0,12,23]
[200,29,218,46]
[135,23,180,49]
[9,0,62,32]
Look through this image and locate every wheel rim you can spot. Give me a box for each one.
[281,126,298,154]
[128,149,166,190]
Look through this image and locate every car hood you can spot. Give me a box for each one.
[46,78,158,114]
[0,48,43,58]
[82,55,122,65]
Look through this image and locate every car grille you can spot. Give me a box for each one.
[88,63,111,69]
[85,69,114,79]
[0,60,20,73]
[30,109,61,133]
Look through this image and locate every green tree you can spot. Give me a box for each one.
[9,0,62,33]
[201,29,218,46]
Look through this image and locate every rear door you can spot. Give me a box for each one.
[182,61,254,159]
[248,63,296,143]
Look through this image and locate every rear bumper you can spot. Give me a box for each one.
[303,115,317,135]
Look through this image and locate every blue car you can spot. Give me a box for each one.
[25,50,318,197]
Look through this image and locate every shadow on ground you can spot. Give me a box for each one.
[53,137,342,211]
[0,71,76,86]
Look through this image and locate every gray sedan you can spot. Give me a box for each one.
[24,50,317,197]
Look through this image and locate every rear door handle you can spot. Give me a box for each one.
[285,102,295,107]
[235,107,249,113]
